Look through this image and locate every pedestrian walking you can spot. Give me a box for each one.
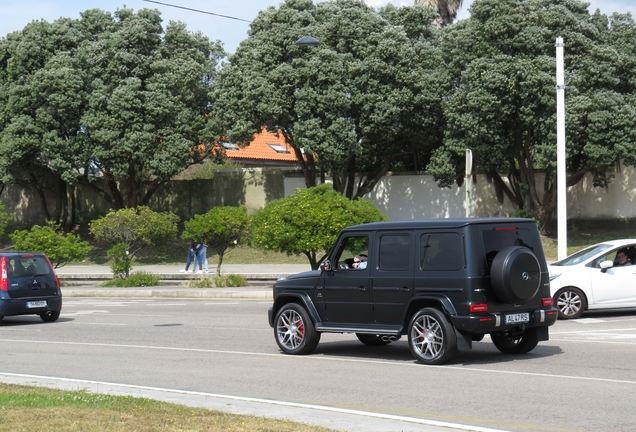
[179,240,197,273]
[195,239,209,274]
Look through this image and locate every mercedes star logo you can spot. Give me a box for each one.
[521,272,529,281]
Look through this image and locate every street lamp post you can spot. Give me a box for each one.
[556,36,567,260]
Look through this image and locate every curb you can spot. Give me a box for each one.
[62,287,273,300]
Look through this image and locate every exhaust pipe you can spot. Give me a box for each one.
[380,335,399,342]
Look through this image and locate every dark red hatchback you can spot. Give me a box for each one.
[0,252,62,323]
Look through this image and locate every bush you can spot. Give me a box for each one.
[89,206,179,257]
[107,243,133,278]
[220,274,247,287]
[183,274,247,288]
[100,271,160,287]
[250,184,388,269]
[9,223,91,268]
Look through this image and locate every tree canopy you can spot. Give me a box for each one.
[250,183,388,269]
[89,206,179,257]
[213,0,447,198]
[427,0,636,232]
[0,7,225,216]
[181,206,250,276]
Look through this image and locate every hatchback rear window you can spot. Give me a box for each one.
[7,256,51,278]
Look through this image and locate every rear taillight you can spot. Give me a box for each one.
[0,256,7,291]
[44,255,60,287]
[470,303,488,313]
[542,298,554,307]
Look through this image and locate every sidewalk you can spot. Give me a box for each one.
[57,263,312,299]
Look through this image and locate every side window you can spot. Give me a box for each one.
[334,235,369,270]
[593,246,636,267]
[379,234,410,271]
[420,233,461,271]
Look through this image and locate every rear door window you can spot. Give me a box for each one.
[482,226,538,268]
[378,234,411,271]
[420,233,462,271]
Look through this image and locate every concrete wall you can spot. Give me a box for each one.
[283,166,636,221]
[2,164,636,230]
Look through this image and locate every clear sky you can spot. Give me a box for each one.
[0,0,634,54]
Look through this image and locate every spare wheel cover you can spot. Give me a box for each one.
[490,246,541,304]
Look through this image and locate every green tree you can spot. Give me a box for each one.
[213,0,446,199]
[0,7,225,218]
[428,0,636,233]
[0,201,12,237]
[89,206,179,258]
[9,223,91,268]
[250,184,388,269]
[181,206,249,276]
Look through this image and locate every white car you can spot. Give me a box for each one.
[549,239,636,319]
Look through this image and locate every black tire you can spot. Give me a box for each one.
[356,333,392,346]
[40,310,60,323]
[490,246,541,304]
[491,327,539,354]
[408,308,458,365]
[274,303,320,355]
[554,287,587,319]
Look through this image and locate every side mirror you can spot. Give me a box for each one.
[320,260,333,273]
[600,260,613,273]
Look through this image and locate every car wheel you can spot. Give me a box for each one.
[491,327,539,354]
[356,333,393,346]
[274,303,320,355]
[39,310,60,323]
[408,308,457,365]
[554,287,587,319]
[490,246,541,304]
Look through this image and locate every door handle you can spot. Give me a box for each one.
[401,286,411,292]
[357,286,367,291]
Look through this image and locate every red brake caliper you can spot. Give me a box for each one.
[298,320,304,337]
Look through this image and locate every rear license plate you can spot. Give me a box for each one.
[26,300,47,308]
[505,312,530,324]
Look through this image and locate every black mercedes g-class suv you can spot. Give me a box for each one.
[268,218,558,365]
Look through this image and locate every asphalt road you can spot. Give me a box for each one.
[1,299,636,431]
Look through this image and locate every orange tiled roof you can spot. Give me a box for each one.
[223,128,300,163]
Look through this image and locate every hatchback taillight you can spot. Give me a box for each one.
[44,255,60,287]
[0,256,7,291]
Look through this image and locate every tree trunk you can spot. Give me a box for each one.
[217,251,224,276]
[28,172,51,222]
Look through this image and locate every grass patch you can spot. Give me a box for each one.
[0,382,334,432]
[184,274,248,288]
[99,271,160,287]
[541,221,636,261]
[62,220,636,266]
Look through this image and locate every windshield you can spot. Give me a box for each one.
[551,244,613,266]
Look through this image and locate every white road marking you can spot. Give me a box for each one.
[145,303,187,307]
[551,327,636,334]
[2,338,636,386]
[0,372,507,432]
[72,322,126,326]
[62,310,109,316]
[204,302,239,305]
